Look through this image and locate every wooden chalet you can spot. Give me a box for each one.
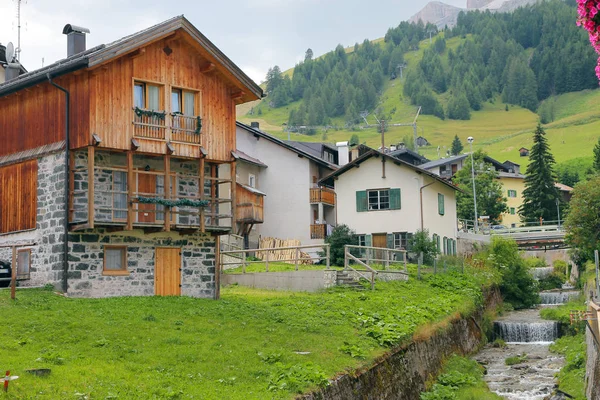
[0,16,262,298]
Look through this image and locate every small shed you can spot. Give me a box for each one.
[519,147,529,157]
[416,136,430,147]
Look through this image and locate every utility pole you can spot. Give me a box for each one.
[396,63,407,79]
[380,119,386,178]
[428,30,436,44]
[16,0,23,62]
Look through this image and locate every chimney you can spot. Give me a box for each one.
[62,24,90,57]
[5,63,21,81]
[250,121,260,129]
[336,141,349,166]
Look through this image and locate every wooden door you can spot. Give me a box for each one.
[372,233,387,262]
[155,247,181,296]
[138,173,156,223]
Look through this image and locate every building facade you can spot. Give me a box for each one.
[0,17,262,298]
[323,150,459,256]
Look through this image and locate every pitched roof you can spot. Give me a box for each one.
[232,149,267,168]
[320,149,460,192]
[0,16,263,101]
[388,148,429,164]
[283,140,338,159]
[555,182,574,192]
[420,153,509,172]
[236,122,337,170]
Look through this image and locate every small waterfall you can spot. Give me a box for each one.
[494,320,559,343]
[539,291,579,305]
[531,267,554,280]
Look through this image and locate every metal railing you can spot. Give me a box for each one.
[458,219,563,235]
[220,244,330,273]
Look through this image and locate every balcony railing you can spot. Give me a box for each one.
[310,187,335,206]
[132,109,201,144]
[132,109,167,140]
[236,203,264,223]
[171,114,201,144]
[310,223,327,239]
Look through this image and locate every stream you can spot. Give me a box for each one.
[472,287,583,400]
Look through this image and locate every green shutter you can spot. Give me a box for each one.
[443,237,447,255]
[356,191,367,212]
[389,188,401,210]
[438,193,445,215]
[406,233,413,250]
[387,233,394,249]
[437,235,441,251]
[365,234,372,247]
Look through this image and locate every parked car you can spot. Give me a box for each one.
[0,260,11,288]
[490,225,508,231]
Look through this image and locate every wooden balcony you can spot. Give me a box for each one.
[132,109,201,145]
[69,150,233,233]
[310,224,327,239]
[235,183,264,224]
[310,187,335,206]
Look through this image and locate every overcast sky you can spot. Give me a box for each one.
[0,0,466,84]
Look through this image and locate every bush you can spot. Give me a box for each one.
[410,229,439,264]
[524,257,546,269]
[538,273,564,290]
[486,237,539,309]
[322,224,357,267]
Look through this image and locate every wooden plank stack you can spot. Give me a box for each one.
[257,237,313,265]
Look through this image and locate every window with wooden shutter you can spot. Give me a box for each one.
[389,188,401,210]
[0,160,37,234]
[356,191,367,212]
[438,193,445,215]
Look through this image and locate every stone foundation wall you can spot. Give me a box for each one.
[0,151,67,288]
[67,228,216,298]
[301,287,503,400]
[222,269,338,292]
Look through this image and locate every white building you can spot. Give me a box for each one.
[321,149,459,255]
[235,122,338,248]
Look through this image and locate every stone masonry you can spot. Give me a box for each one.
[67,229,216,298]
[0,150,67,288]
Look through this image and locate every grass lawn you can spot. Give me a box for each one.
[0,269,490,399]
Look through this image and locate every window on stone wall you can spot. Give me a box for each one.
[17,249,31,280]
[103,246,128,276]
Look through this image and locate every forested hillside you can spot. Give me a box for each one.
[256,0,596,127]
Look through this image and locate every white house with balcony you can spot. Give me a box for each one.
[321,149,459,255]
[235,122,338,248]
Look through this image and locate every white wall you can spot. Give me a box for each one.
[335,157,457,240]
[237,127,318,245]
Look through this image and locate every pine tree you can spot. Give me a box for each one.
[519,124,561,223]
[593,137,600,173]
[450,135,463,155]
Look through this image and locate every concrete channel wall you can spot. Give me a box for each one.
[221,270,338,292]
[300,287,503,400]
[586,297,600,400]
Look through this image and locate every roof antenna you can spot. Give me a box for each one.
[14,0,25,62]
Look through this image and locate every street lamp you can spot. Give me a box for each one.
[468,137,479,233]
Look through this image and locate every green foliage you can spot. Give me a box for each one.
[322,224,358,266]
[136,197,208,208]
[491,338,507,348]
[519,124,561,223]
[524,257,546,269]
[420,355,501,400]
[549,334,587,400]
[447,91,471,120]
[409,229,439,264]
[485,237,539,309]
[505,353,527,365]
[538,273,565,291]
[349,133,360,146]
[538,97,556,124]
[267,363,329,393]
[338,342,366,359]
[450,135,463,156]
[565,174,600,262]
[453,151,508,224]
[593,137,600,172]
[134,107,166,120]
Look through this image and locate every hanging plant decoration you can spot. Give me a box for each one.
[577,0,600,81]
[134,107,167,120]
[195,116,202,135]
[136,196,209,208]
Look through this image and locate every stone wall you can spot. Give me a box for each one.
[67,228,216,298]
[301,287,503,400]
[0,151,67,288]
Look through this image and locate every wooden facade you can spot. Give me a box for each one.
[236,184,264,223]
[0,19,261,236]
[0,160,37,234]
